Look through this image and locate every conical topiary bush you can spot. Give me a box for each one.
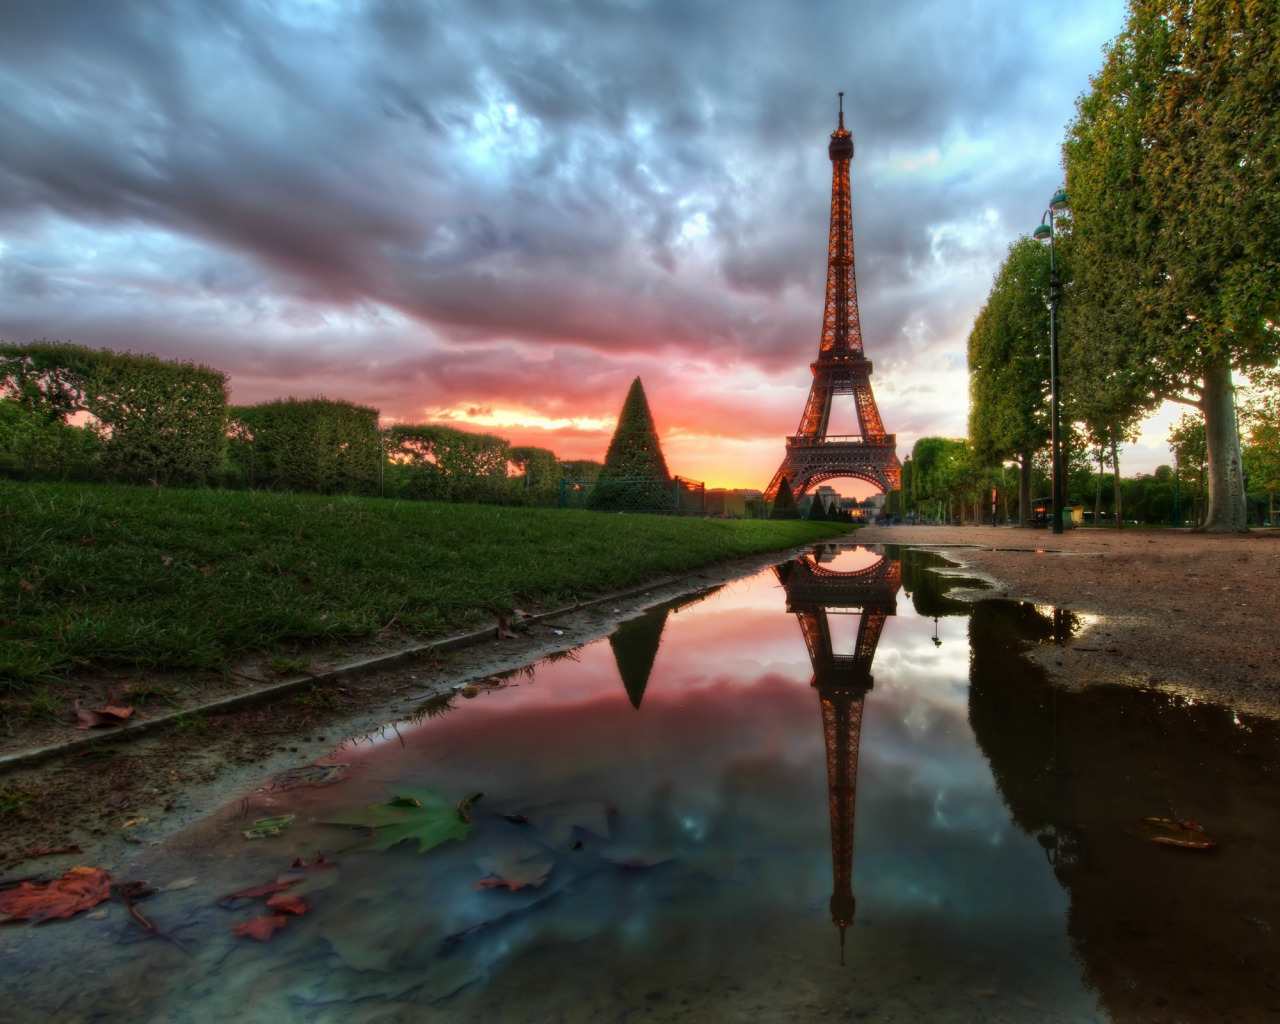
[588,377,672,512]
[770,475,800,519]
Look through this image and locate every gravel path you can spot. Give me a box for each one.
[860,523,1280,717]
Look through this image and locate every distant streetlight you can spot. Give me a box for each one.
[903,454,912,524]
[1034,190,1068,535]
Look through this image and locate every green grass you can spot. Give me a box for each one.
[1,481,848,690]
[0,787,35,815]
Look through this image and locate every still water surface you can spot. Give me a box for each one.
[4,544,1279,1023]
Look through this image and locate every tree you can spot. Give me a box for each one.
[1063,0,1280,532]
[968,237,1052,525]
[510,445,562,506]
[770,475,800,519]
[1241,369,1280,523]
[911,437,972,523]
[1169,410,1208,521]
[588,377,672,512]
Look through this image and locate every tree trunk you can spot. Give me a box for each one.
[1094,448,1103,527]
[1111,438,1122,529]
[1200,361,1248,533]
[1019,452,1032,527]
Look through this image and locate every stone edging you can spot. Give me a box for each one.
[0,573,694,772]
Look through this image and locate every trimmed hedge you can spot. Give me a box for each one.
[0,340,228,483]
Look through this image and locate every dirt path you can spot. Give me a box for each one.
[862,523,1280,716]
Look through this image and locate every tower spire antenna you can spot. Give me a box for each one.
[838,91,844,129]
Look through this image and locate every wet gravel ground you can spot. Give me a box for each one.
[862,523,1280,717]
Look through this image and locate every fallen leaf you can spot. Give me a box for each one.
[161,877,198,892]
[472,847,554,891]
[218,878,297,905]
[1129,817,1217,850]
[455,792,485,823]
[326,787,476,855]
[18,579,35,592]
[243,814,295,839]
[0,866,114,923]
[233,914,290,940]
[120,816,148,829]
[266,893,311,915]
[496,615,518,640]
[161,555,173,566]
[264,763,348,791]
[73,700,134,730]
[198,567,214,575]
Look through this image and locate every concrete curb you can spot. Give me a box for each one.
[0,570,730,772]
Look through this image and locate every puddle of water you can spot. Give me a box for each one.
[2,543,1278,1023]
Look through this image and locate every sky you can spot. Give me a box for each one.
[0,0,1181,492]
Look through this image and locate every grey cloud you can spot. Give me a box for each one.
[0,0,1125,440]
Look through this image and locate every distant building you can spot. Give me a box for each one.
[706,489,747,518]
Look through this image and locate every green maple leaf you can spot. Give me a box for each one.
[326,787,481,855]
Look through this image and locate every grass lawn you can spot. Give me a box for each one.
[2,481,848,690]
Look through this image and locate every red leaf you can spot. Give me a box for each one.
[266,893,310,915]
[496,615,518,640]
[233,914,290,940]
[219,878,297,904]
[73,701,134,730]
[18,579,35,592]
[0,866,114,923]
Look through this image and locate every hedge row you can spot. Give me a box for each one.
[0,341,598,505]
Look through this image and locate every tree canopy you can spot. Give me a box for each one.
[1061,0,1280,531]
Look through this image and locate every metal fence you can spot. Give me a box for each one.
[559,476,706,515]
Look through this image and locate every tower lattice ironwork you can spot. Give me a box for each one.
[765,96,901,501]
[776,545,902,961]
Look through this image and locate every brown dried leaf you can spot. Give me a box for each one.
[232,914,290,940]
[218,878,297,905]
[0,866,114,923]
[265,893,311,915]
[73,701,134,730]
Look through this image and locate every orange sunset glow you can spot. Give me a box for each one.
[0,1,1155,488]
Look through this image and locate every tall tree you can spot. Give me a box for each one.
[1064,0,1280,532]
[1241,369,1280,522]
[968,236,1053,525]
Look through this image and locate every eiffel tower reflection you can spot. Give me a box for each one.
[776,544,902,962]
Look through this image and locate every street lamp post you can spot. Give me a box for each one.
[903,454,912,524]
[1034,190,1069,535]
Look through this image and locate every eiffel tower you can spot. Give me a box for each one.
[766,96,900,501]
[776,545,902,961]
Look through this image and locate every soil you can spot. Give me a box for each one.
[862,522,1280,715]
[4,525,1278,882]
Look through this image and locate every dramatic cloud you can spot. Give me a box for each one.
[0,0,1131,488]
